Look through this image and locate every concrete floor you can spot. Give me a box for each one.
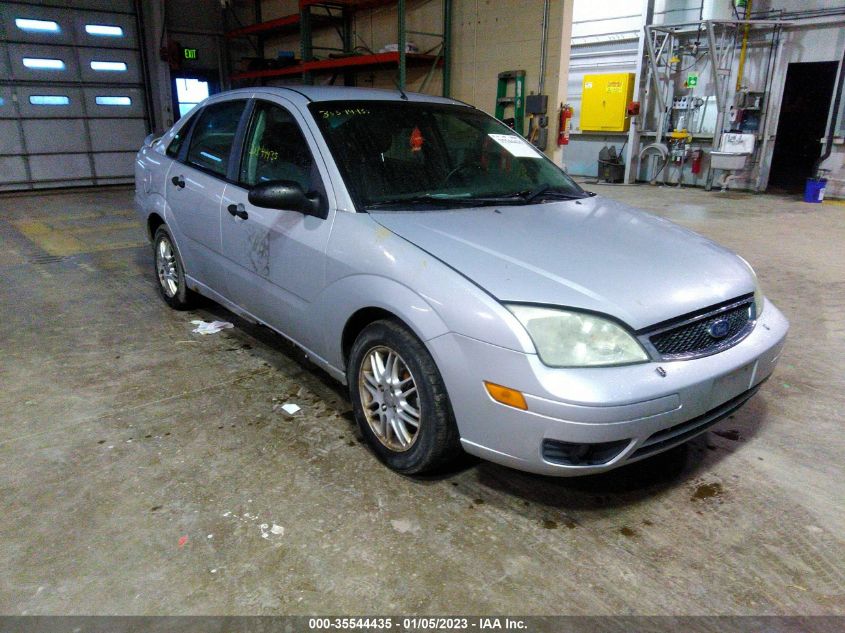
[1,183,844,616]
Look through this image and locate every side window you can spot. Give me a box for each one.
[239,101,321,193]
[186,100,247,176]
[166,113,195,158]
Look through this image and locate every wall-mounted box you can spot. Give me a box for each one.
[580,73,635,132]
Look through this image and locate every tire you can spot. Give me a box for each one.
[152,225,195,310]
[347,319,462,474]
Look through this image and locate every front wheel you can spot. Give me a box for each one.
[347,320,461,474]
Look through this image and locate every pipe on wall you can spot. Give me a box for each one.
[538,0,550,94]
[813,42,845,175]
[735,0,753,91]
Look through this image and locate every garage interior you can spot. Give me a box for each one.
[2,0,845,621]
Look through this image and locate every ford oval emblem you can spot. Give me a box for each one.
[708,318,731,339]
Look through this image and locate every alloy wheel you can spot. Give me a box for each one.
[358,346,421,452]
[155,236,179,298]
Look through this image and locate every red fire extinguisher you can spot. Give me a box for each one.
[691,148,703,175]
[557,103,574,146]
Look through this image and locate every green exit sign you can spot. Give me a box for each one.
[182,47,198,60]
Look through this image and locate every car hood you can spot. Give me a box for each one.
[369,196,754,331]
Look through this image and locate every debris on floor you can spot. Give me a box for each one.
[259,523,285,539]
[190,320,234,335]
[273,402,301,415]
[178,535,188,548]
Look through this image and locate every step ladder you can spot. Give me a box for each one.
[495,70,526,135]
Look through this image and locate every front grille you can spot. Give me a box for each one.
[646,297,753,359]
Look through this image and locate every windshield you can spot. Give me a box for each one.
[309,100,584,210]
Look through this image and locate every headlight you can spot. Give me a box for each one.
[506,305,649,367]
[753,282,764,319]
[738,256,765,319]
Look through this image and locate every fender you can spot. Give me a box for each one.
[313,274,450,372]
[136,187,195,267]
[138,192,167,235]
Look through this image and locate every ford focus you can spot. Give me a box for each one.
[135,87,788,476]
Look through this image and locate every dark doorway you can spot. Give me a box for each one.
[768,61,838,193]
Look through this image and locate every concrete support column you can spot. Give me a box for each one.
[549,0,573,166]
[624,0,655,184]
[140,0,175,132]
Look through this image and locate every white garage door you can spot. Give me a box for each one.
[0,0,150,191]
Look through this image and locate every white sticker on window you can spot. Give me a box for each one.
[488,133,543,158]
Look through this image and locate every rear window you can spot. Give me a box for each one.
[166,114,195,158]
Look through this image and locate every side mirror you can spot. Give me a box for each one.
[143,133,158,148]
[248,180,326,219]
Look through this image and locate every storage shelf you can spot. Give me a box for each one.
[226,1,396,39]
[225,14,300,39]
[231,51,440,81]
[300,0,400,9]
[225,12,340,39]
[225,0,451,96]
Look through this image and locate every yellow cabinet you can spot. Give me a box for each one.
[580,73,635,132]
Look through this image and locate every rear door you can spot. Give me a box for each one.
[166,98,247,297]
[220,97,335,352]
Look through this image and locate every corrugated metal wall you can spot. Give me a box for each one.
[564,0,845,184]
[564,0,717,177]
[0,0,150,190]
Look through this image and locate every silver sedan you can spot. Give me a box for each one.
[135,86,788,476]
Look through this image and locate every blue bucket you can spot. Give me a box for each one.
[804,177,827,203]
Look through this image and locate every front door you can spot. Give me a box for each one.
[221,98,335,353]
[166,99,247,295]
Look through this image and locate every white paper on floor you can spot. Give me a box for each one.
[280,403,301,415]
[191,320,234,335]
[259,523,285,539]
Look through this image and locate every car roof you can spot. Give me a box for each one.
[217,85,469,107]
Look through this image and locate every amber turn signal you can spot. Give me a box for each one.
[484,381,528,410]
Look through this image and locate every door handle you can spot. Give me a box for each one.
[171,175,185,188]
[227,203,248,220]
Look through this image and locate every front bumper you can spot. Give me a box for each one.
[427,298,788,476]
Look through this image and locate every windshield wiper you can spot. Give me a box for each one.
[453,185,588,206]
[364,187,588,210]
[364,194,480,210]
[517,184,588,203]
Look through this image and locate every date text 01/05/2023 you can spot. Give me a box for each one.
[307,617,528,630]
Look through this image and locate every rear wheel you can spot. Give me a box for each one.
[348,320,461,474]
[153,225,195,310]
